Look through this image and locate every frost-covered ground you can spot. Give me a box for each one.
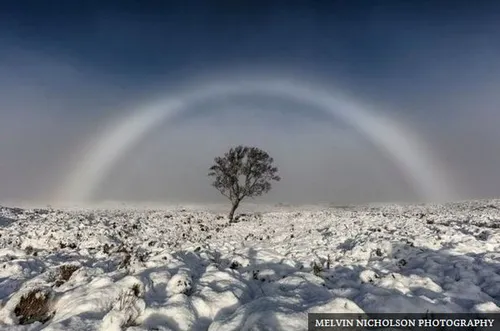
[0,200,499,330]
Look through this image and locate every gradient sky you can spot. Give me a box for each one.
[1,0,500,205]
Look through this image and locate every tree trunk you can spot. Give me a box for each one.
[228,201,239,221]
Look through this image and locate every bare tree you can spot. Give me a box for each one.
[208,146,281,221]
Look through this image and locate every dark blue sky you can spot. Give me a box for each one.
[1,0,500,204]
[2,0,499,95]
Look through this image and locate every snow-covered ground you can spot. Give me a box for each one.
[0,200,499,330]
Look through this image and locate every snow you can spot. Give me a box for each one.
[0,200,499,330]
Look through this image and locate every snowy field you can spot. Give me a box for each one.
[0,200,499,330]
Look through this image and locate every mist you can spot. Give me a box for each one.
[1,1,500,206]
[2,56,499,206]
[97,104,412,205]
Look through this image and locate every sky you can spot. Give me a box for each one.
[1,0,500,206]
